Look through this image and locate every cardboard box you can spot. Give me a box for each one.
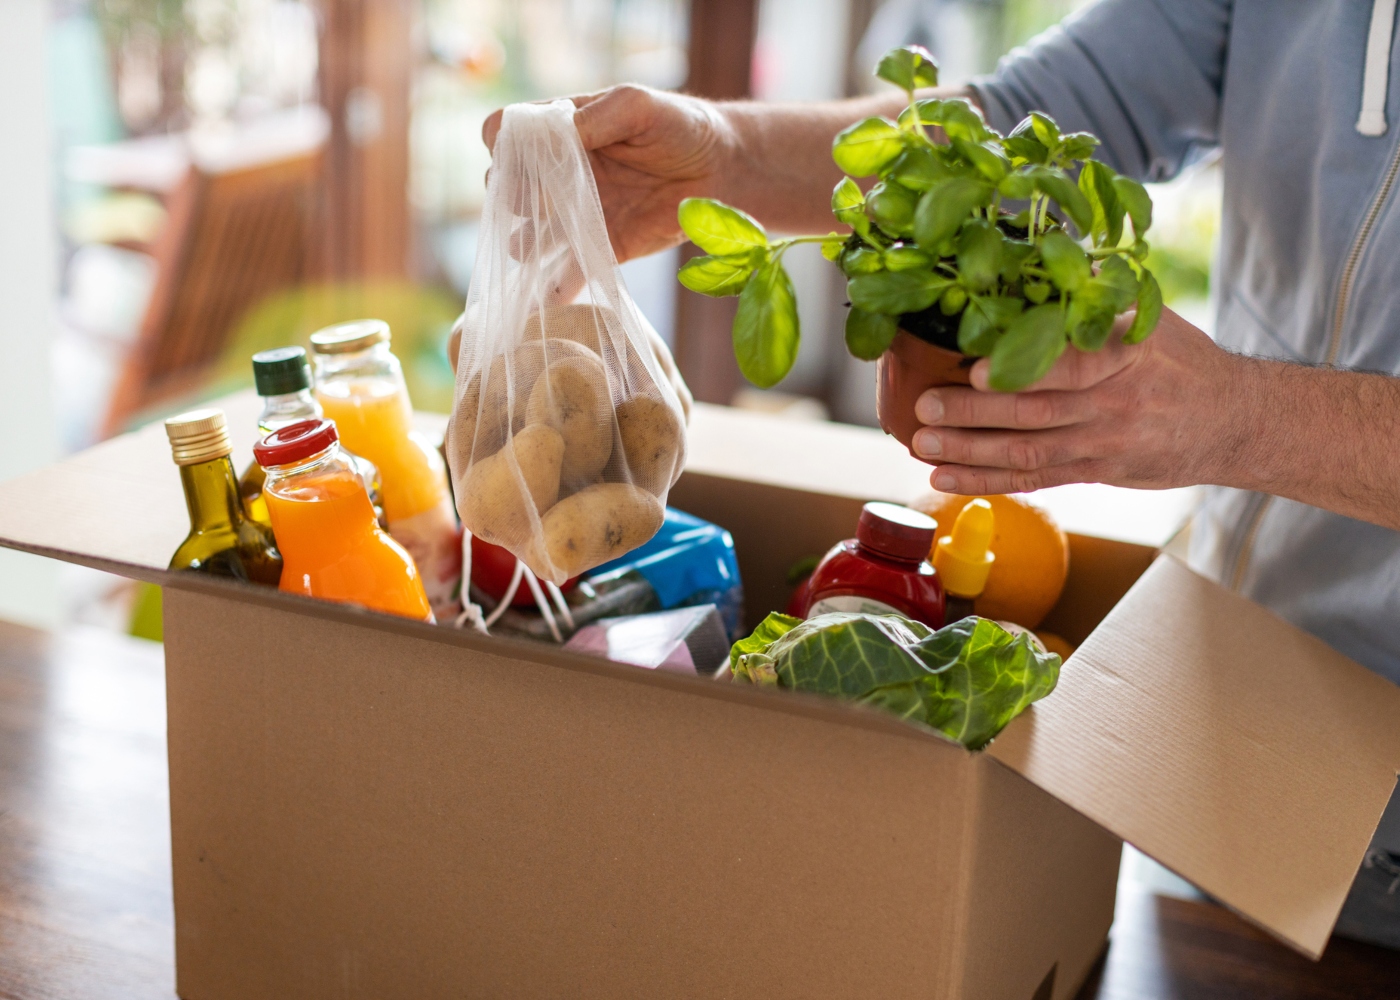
[2,394,1399,1000]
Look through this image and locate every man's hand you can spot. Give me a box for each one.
[911,308,1251,495]
[482,86,734,263]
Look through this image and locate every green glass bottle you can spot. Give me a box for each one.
[166,408,282,585]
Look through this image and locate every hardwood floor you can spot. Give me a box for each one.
[0,617,1397,999]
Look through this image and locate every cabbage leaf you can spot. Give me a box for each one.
[730,612,1060,750]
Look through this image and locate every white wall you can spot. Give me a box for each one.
[0,0,61,628]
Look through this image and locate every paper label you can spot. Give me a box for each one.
[806,595,903,618]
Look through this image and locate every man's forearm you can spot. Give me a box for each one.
[712,88,974,235]
[1221,358,1400,530]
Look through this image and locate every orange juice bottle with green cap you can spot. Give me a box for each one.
[309,319,461,619]
[255,418,433,621]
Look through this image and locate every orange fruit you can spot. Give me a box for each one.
[1035,632,1077,659]
[913,492,1069,629]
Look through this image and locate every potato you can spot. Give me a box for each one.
[541,483,664,579]
[525,351,613,489]
[615,394,683,495]
[462,424,564,553]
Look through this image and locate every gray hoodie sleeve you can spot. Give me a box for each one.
[970,0,1232,182]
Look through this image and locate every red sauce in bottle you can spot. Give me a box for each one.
[802,502,945,629]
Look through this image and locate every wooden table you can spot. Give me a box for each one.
[1,619,1398,1000]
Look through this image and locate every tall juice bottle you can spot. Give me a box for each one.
[309,319,461,619]
[255,418,433,621]
[166,408,282,584]
[238,346,385,529]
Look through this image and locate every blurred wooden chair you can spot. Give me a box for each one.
[101,112,327,435]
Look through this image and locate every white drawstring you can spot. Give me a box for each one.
[1358,0,1397,136]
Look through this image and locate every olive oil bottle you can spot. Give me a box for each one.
[166,408,282,584]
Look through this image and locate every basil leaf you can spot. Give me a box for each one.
[997,170,1035,199]
[1066,295,1116,351]
[733,256,800,388]
[832,117,906,177]
[1026,112,1061,150]
[937,99,993,143]
[958,295,1023,356]
[677,197,769,256]
[677,251,759,297]
[840,245,885,276]
[957,218,1002,291]
[1113,175,1153,238]
[953,137,1010,182]
[1096,254,1140,312]
[819,233,846,262]
[883,245,932,271]
[1039,229,1091,293]
[848,269,952,314]
[1123,268,1163,344]
[887,145,947,192]
[1058,132,1100,162]
[999,239,1035,283]
[1079,160,1125,247]
[914,176,993,249]
[988,303,1067,391]
[1027,166,1092,236]
[845,307,899,360]
[876,44,939,92]
[866,180,919,235]
[1002,133,1049,165]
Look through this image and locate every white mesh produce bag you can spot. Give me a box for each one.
[447,100,691,587]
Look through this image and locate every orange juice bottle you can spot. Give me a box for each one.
[309,320,461,619]
[254,418,433,622]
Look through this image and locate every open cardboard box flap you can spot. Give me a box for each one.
[4,394,1399,962]
[990,555,1400,958]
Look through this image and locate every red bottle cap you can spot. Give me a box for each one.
[856,502,937,563]
[253,418,338,467]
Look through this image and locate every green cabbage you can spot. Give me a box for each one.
[729,612,1060,750]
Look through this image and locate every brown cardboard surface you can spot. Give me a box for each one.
[989,555,1400,958]
[163,585,1117,1000]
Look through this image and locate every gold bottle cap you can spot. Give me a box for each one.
[165,408,233,466]
[308,318,390,355]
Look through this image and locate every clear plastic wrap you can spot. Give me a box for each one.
[448,99,691,586]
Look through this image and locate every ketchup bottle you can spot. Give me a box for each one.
[803,502,945,629]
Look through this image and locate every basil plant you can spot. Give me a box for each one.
[676,45,1161,392]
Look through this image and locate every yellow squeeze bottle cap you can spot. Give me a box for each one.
[933,498,996,599]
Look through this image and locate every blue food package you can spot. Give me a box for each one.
[586,508,744,640]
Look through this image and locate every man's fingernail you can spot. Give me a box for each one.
[914,430,942,458]
[916,391,944,424]
[933,472,956,491]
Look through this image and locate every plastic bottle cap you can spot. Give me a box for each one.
[165,408,232,466]
[253,418,339,467]
[309,319,390,355]
[934,498,996,598]
[252,346,312,396]
[856,502,937,562]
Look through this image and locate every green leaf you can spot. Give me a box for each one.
[887,146,948,192]
[1027,111,1061,150]
[866,180,919,235]
[832,117,906,177]
[841,245,885,276]
[913,176,993,249]
[1002,133,1049,166]
[832,176,864,214]
[729,611,802,683]
[988,303,1067,391]
[733,256,800,388]
[958,295,1024,356]
[999,239,1034,283]
[957,218,1002,291]
[937,99,993,143]
[1096,254,1140,312]
[1027,167,1092,236]
[677,198,769,256]
[1112,175,1153,238]
[1123,268,1162,344]
[1039,229,1091,292]
[876,44,939,92]
[1078,160,1125,247]
[820,233,845,262]
[1066,296,1116,351]
[849,269,953,314]
[883,245,932,271]
[845,307,899,360]
[677,252,759,297]
[997,170,1035,199]
[1058,132,1100,162]
[953,138,1010,182]
[729,612,1060,750]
